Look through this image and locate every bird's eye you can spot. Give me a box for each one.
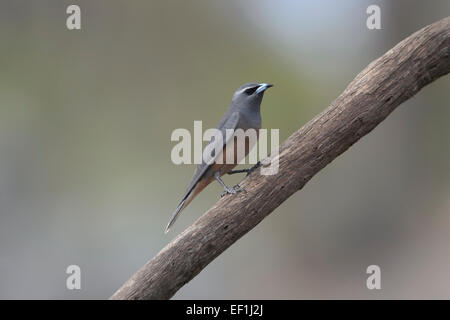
[244,86,258,95]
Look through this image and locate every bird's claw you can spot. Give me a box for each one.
[220,184,244,197]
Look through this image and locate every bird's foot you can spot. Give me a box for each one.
[232,184,245,192]
[220,184,244,197]
[220,187,236,198]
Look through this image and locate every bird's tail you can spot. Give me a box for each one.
[165,177,211,233]
[165,184,200,233]
[165,197,188,233]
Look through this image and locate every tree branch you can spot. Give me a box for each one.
[111,17,450,300]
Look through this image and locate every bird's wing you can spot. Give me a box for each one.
[185,110,240,196]
[165,110,241,233]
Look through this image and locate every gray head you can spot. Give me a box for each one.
[231,82,273,108]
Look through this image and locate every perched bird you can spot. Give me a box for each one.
[165,82,273,233]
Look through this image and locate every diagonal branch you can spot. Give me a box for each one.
[111,17,450,300]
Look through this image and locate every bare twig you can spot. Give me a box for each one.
[111,17,450,300]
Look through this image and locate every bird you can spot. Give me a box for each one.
[165,82,273,233]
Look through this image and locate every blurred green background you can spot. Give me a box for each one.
[0,0,449,299]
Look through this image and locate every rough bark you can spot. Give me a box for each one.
[111,17,450,300]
